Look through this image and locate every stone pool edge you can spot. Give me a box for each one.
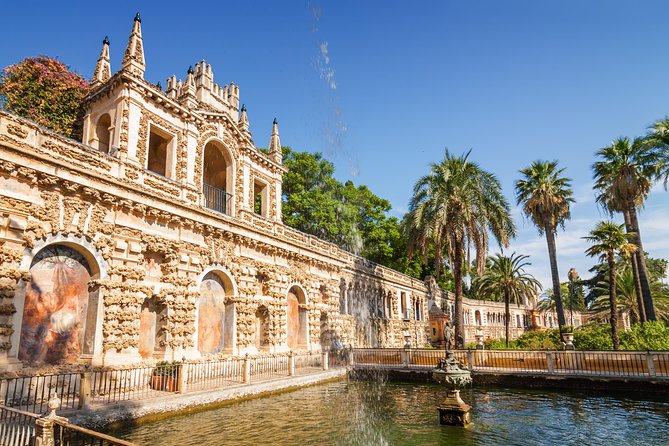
[65,368,348,429]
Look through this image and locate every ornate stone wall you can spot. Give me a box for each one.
[0,19,558,370]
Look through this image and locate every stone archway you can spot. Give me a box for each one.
[18,244,101,365]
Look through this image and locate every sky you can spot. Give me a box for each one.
[1,1,668,290]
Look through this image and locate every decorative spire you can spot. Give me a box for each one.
[121,12,146,78]
[269,118,282,163]
[91,36,111,87]
[239,104,249,132]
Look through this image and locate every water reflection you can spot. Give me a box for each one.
[107,380,669,446]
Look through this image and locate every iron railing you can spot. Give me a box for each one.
[250,355,289,381]
[349,348,669,379]
[90,362,180,404]
[2,373,80,414]
[203,183,232,215]
[294,352,323,375]
[53,421,135,446]
[185,358,245,392]
[1,352,334,412]
[0,405,39,446]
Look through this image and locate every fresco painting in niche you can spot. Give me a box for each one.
[19,245,92,365]
[198,273,226,354]
[143,252,163,282]
[139,299,157,358]
[286,290,299,350]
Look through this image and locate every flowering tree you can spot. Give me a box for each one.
[0,56,89,139]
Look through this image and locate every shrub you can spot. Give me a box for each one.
[619,321,669,351]
[573,323,613,350]
[0,56,89,139]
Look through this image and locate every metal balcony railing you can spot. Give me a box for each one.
[203,183,232,215]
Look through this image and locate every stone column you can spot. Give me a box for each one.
[322,351,329,371]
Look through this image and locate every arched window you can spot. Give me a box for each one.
[93,114,111,153]
[19,244,100,365]
[475,310,482,326]
[203,141,234,215]
[287,285,308,350]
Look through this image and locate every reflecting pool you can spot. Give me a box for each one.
[106,379,669,445]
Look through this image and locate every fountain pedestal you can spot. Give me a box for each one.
[437,389,471,426]
[432,351,473,427]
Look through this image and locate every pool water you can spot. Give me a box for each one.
[106,379,669,446]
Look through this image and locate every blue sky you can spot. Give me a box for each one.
[2,1,668,289]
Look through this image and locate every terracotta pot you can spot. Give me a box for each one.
[151,375,177,392]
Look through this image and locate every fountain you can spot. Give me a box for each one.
[432,322,472,426]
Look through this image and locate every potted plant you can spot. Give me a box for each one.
[151,360,181,391]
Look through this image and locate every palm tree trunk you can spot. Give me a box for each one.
[504,289,510,348]
[623,209,646,322]
[544,219,566,329]
[454,240,465,349]
[627,201,656,321]
[608,253,620,350]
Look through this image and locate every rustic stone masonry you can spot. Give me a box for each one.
[0,15,571,372]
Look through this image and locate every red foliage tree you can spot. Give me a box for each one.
[0,56,89,139]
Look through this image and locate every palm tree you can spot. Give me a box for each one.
[475,253,541,347]
[646,116,669,189]
[591,269,643,324]
[592,137,661,321]
[584,221,637,350]
[515,161,573,332]
[407,150,516,348]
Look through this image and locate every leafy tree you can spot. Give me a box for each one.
[407,149,515,347]
[592,137,661,321]
[0,56,89,139]
[584,221,637,350]
[515,160,574,332]
[475,253,541,347]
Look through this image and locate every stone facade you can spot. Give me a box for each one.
[0,16,579,371]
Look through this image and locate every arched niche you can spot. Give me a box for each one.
[138,297,167,359]
[197,269,237,355]
[254,305,270,351]
[202,139,235,215]
[18,243,102,365]
[286,284,308,350]
[319,312,329,349]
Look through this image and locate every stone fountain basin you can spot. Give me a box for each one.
[432,368,472,389]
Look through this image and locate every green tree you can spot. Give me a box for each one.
[515,160,574,333]
[584,221,637,350]
[407,149,515,347]
[592,137,661,321]
[0,56,89,139]
[646,116,669,189]
[475,253,541,347]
